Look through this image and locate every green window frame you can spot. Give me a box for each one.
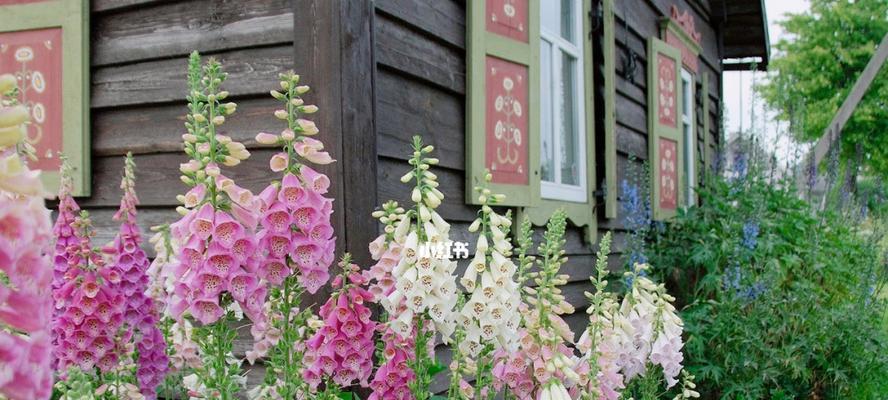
[647,37,683,221]
[0,0,90,196]
[467,0,597,243]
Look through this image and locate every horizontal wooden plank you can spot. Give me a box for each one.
[79,148,305,207]
[93,96,288,156]
[376,69,465,170]
[377,156,476,222]
[615,92,648,135]
[375,14,466,94]
[92,45,294,108]
[93,0,293,66]
[375,0,465,49]
[616,124,648,159]
[92,0,170,13]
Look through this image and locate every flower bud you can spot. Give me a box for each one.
[217,91,230,99]
[299,105,318,114]
[181,133,198,143]
[222,156,240,166]
[296,119,319,135]
[212,116,225,125]
[270,90,285,99]
[411,188,422,203]
[255,132,279,145]
[295,85,310,94]
[290,97,304,106]
[205,162,221,177]
[224,102,237,114]
[281,129,296,141]
[192,113,206,123]
[274,110,288,120]
[400,171,413,183]
[0,105,29,128]
[0,74,16,93]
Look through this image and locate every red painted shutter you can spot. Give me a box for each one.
[466,0,540,206]
[647,37,683,220]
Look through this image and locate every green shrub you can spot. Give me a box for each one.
[646,168,888,399]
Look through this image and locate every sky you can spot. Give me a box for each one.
[722,0,810,160]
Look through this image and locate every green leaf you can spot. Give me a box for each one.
[337,393,358,400]
[427,362,447,377]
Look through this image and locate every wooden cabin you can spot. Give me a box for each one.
[1,0,769,389]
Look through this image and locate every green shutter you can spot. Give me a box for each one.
[702,72,711,171]
[0,0,90,196]
[519,0,597,244]
[602,0,617,219]
[647,37,682,221]
[466,0,541,207]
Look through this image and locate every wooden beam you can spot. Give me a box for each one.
[810,32,888,168]
[292,0,378,301]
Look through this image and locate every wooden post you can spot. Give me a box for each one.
[292,0,378,287]
[808,32,888,171]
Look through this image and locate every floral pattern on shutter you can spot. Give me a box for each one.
[647,37,683,220]
[486,0,528,43]
[466,0,540,206]
[486,57,528,185]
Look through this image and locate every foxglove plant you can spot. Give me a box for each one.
[303,256,377,396]
[168,52,256,399]
[618,264,688,391]
[249,71,335,399]
[146,224,200,400]
[52,211,127,385]
[367,326,417,400]
[575,232,627,400]
[456,172,522,399]
[104,153,169,398]
[0,73,53,399]
[365,200,405,304]
[383,136,459,400]
[365,201,426,400]
[492,211,581,400]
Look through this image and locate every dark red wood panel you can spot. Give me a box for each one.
[485,56,528,185]
[0,27,63,171]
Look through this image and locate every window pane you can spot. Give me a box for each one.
[682,78,691,117]
[559,52,579,186]
[541,0,562,35]
[540,40,555,182]
[560,0,575,43]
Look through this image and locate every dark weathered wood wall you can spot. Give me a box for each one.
[371,0,723,390]
[73,0,724,392]
[82,0,307,385]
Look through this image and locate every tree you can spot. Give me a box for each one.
[760,0,888,176]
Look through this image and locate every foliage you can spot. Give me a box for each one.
[759,0,888,175]
[647,167,888,399]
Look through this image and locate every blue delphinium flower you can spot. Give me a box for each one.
[621,179,650,231]
[620,178,651,273]
[722,264,742,292]
[740,281,766,301]
[741,221,759,251]
[732,151,748,182]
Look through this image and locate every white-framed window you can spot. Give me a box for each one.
[681,68,695,206]
[540,0,587,203]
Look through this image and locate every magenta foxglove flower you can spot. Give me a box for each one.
[303,261,377,390]
[104,155,169,398]
[169,197,265,324]
[0,153,53,399]
[52,218,127,376]
[255,167,335,294]
[367,327,416,400]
